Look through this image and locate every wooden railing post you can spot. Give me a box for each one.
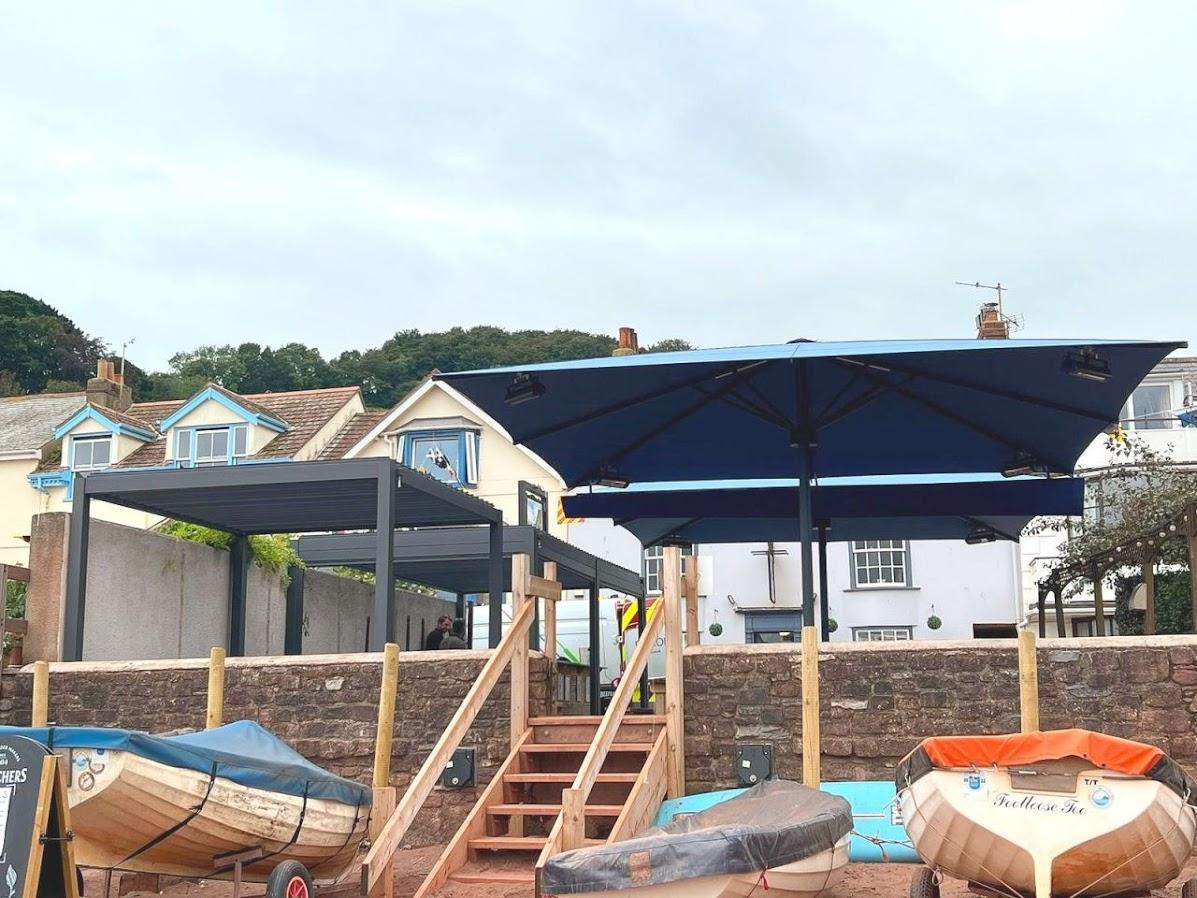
[511,554,531,749]
[206,647,226,730]
[370,642,400,898]
[31,660,49,727]
[662,546,685,798]
[543,562,559,668]
[1018,629,1039,733]
[800,626,820,788]
[560,787,585,852]
[683,556,700,647]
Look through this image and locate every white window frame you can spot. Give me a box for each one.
[1121,381,1179,431]
[852,626,914,642]
[643,544,693,596]
[849,539,911,589]
[71,435,113,472]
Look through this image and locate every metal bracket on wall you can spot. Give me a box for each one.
[440,747,475,787]
[735,744,772,786]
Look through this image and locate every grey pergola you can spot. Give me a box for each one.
[63,458,503,661]
[295,524,645,713]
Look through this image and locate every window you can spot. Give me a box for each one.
[1072,616,1118,637]
[853,626,913,642]
[643,544,693,595]
[176,425,249,467]
[1122,384,1174,431]
[850,540,911,588]
[398,429,478,486]
[744,611,801,643]
[72,435,112,471]
[519,481,548,531]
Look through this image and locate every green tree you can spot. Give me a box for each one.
[0,291,105,392]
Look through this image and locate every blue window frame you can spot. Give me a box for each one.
[174,425,249,468]
[398,429,478,486]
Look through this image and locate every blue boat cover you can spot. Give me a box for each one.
[0,721,370,807]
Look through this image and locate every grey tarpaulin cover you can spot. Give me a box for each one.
[540,779,852,895]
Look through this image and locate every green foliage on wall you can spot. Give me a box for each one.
[1113,569,1193,635]
[159,521,302,585]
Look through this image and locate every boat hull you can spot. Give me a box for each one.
[559,834,850,898]
[65,747,367,882]
[899,765,1196,898]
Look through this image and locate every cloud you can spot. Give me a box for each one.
[1,1,1194,368]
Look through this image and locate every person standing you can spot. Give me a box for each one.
[439,619,469,650]
[425,615,452,650]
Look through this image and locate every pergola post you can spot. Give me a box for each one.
[228,534,249,656]
[372,465,395,651]
[1091,564,1106,637]
[817,525,831,642]
[1052,579,1066,638]
[62,475,92,662]
[1187,505,1197,634]
[284,565,305,655]
[1143,547,1157,636]
[1036,583,1047,639]
[487,519,504,648]
[588,562,601,714]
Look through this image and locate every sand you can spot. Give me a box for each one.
[85,849,1197,898]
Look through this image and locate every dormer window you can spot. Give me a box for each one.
[71,435,112,472]
[394,422,479,486]
[175,425,249,467]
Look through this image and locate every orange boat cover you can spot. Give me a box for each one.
[921,729,1164,776]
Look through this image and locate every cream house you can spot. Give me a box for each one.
[334,376,570,536]
[1,363,366,566]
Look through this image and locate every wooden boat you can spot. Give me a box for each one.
[0,721,370,884]
[539,779,852,898]
[896,729,1197,898]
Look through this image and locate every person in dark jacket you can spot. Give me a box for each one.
[439,618,469,650]
[425,615,452,650]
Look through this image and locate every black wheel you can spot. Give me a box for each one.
[267,861,314,898]
[910,866,939,898]
[75,867,85,897]
[1181,878,1197,898]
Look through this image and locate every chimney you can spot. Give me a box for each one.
[86,359,133,412]
[975,303,1009,340]
[613,327,639,357]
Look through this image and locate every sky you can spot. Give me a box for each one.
[3,1,1196,370]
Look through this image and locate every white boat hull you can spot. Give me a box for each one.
[65,747,368,882]
[900,765,1196,898]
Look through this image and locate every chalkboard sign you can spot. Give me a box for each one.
[0,736,77,898]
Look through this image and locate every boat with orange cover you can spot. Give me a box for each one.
[896,729,1197,898]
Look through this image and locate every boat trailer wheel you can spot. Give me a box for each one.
[909,866,940,898]
[266,860,314,898]
[1181,878,1197,898]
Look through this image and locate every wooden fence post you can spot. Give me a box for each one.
[369,642,400,898]
[31,660,49,727]
[543,561,559,667]
[206,647,226,730]
[663,546,685,798]
[511,554,530,748]
[801,626,820,788]
[1018,629,1039,733]
[683,556,699,647]
[560,787,586,852]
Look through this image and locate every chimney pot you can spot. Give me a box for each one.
[86,359,133,411]
[613,326,639,356]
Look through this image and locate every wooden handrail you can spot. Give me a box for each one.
[360,598,536,895]
[554,605,664,854]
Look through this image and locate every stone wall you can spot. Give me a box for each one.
[0,651,552,846]
[684,636,1197,793]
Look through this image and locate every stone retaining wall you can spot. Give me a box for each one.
[0,651,552,846]
[683,636,1197,793]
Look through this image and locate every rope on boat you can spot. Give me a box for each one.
[849,830,915,863]
[111,762,219,869]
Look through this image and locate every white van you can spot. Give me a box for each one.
[471,597,665,691]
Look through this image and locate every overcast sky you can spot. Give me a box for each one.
[3,2,1194,370]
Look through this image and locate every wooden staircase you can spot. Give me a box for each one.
[414,714,668,895]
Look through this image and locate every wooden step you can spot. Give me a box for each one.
[449,869,534,884]
[521,742,654,753]
[528,714,666,726]
[468,836,603,851]
[504,772,640,784]
[488,803,624,817]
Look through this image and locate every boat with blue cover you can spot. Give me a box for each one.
[0,722,370,889]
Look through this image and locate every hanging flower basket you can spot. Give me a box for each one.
[708,621,724,637]
[827,618,838,634]
[927,614,943,630]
